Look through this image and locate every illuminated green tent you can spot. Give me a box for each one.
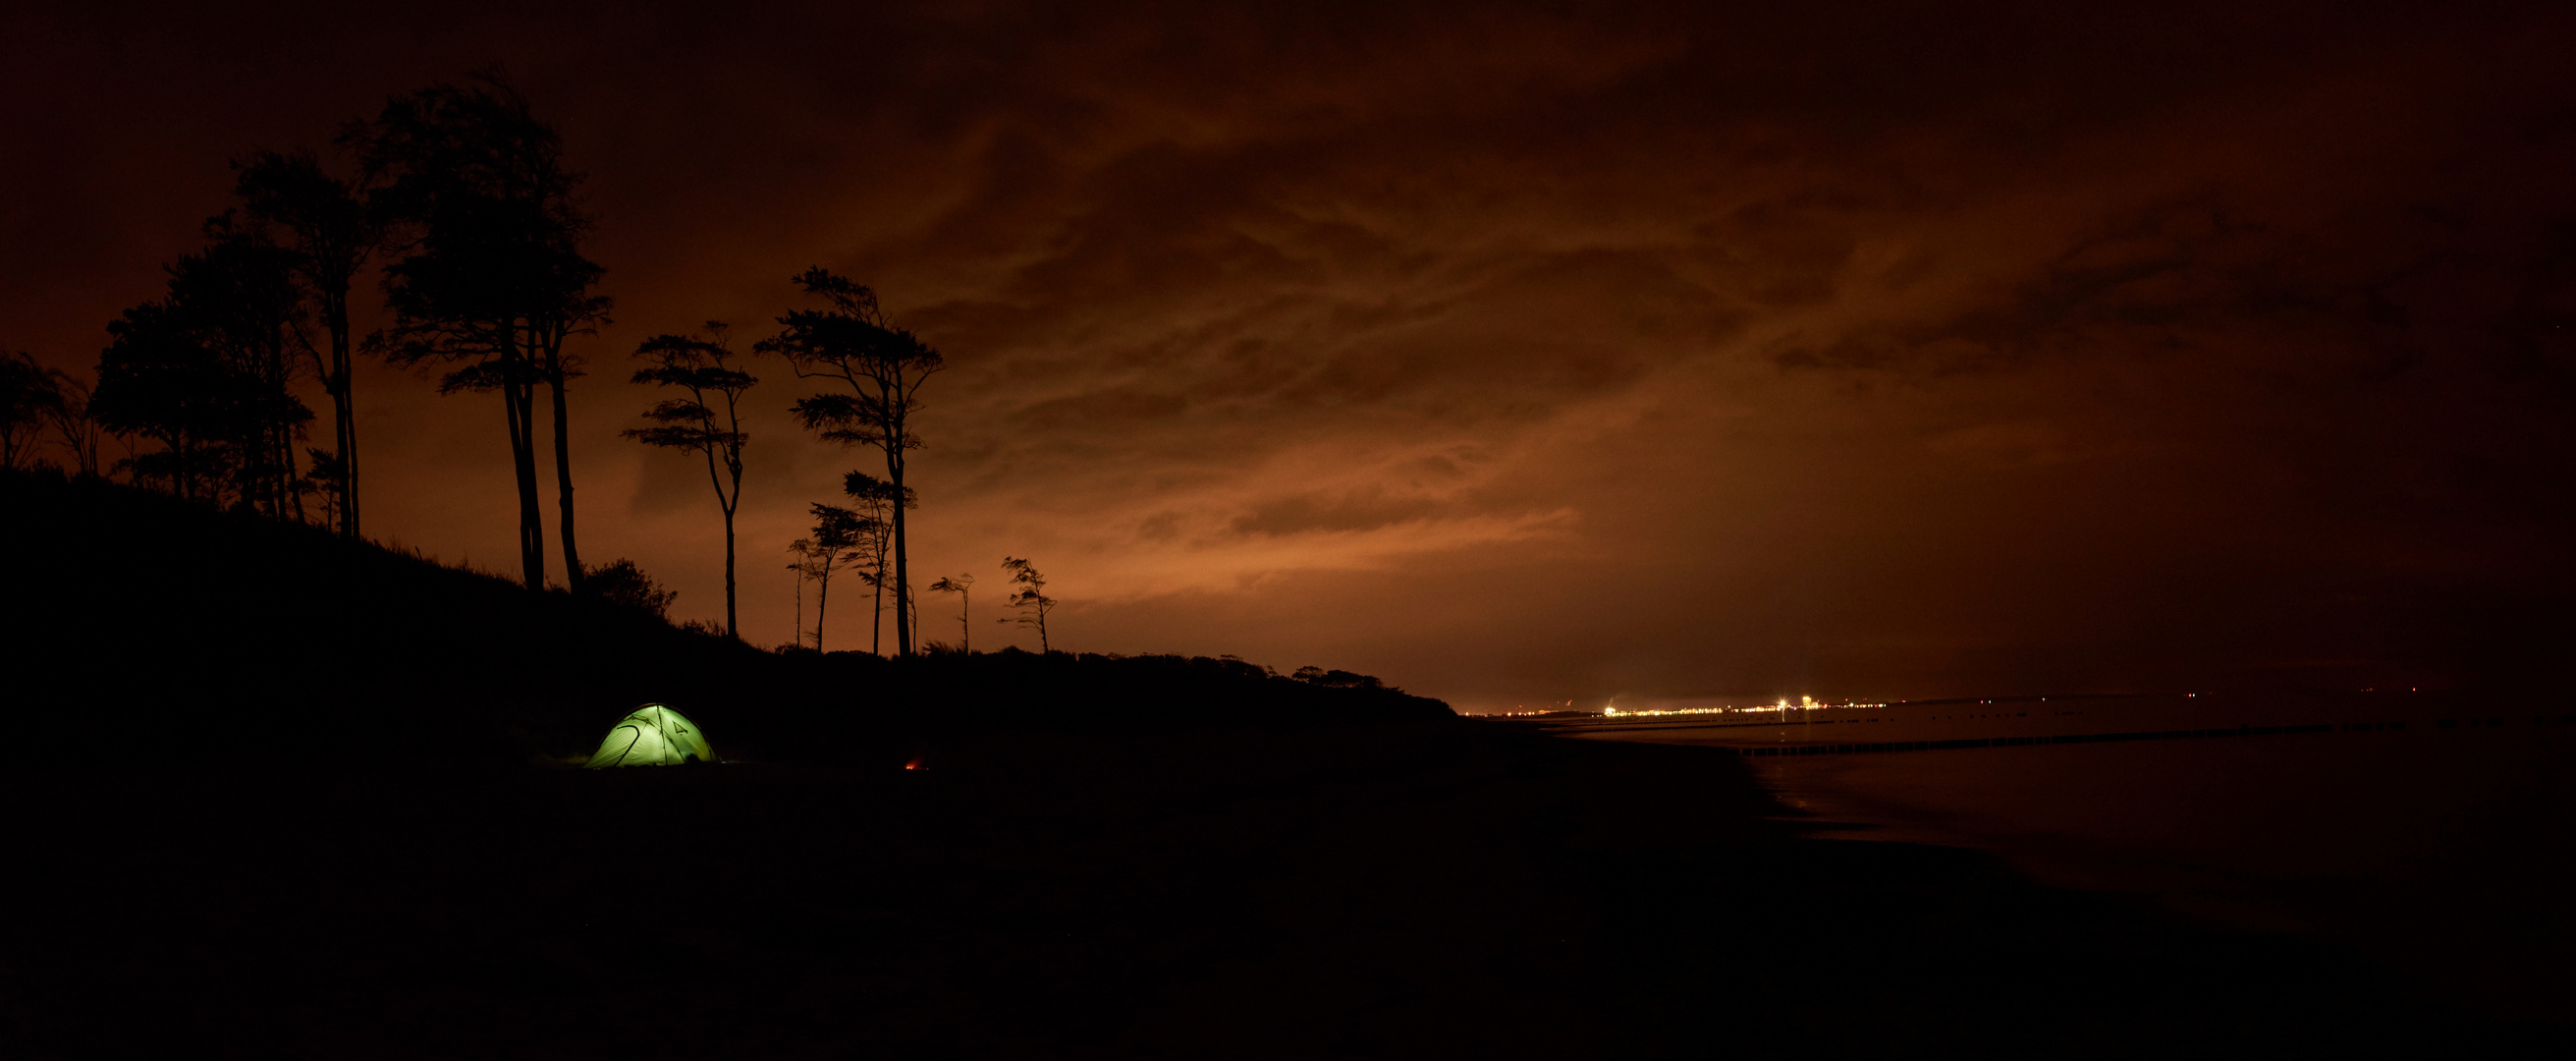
[584,703,716,767]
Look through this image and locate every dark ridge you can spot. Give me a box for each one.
[0,468,1452,767]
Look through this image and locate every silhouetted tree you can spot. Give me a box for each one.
[627,322,757,638]
[91,304,237,500]
[46,368,103,477]
[236,148,381,540]
[759,270,943,655]
[581,558,677,619]
[347,71,611,590]
[929,573,974,653]
[999,556,1058,653]
[1,351,62,471]
[177,215,313,520]
[90,221,314,512]
[789,503,869,652]
[842,470,913,654]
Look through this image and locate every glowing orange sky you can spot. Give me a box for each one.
[8,2,2574,710]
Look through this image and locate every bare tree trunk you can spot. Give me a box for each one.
[890,447,911,657]
[696,428,743,639]
[328,286,358,540]
[285,419,306,525]
[503,356,545,590]
[257,424,274,515]
[543,332,581,592]
[815,568,830,652]
[869,518,889,654]
[342,364,360,537]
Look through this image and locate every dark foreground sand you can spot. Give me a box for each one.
[0,723,2546,1059]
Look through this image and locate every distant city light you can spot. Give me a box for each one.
[1595,695,1887,718]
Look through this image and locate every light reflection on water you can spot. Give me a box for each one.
[1555,694,2576,1026]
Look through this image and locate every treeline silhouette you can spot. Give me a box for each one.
[1,68,993,651]
[1,468,1450,765]
[13,72,606,588]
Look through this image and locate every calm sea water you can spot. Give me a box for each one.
[1549,693,2576,1026]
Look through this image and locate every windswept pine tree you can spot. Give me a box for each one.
[999,556,1058,653]
[929,573,974,652]
[758,270,942,655]
[627,322,756,638]
[789,503,869,652]
[842,470,912,655]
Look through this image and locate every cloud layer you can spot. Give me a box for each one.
[8,1,2575,708]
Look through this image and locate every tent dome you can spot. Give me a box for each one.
[584,703,716,767]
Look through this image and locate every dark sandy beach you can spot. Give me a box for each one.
[3,720,2548,1058]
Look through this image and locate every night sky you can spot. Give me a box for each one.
[8,1,2574,711]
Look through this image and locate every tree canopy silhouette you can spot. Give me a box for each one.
[90,217,313,512]
[842,470,913,655]
[1000,556,1058,653]
[929,572,974,653]
[628,322,756,638]
[758,269,942,655]
[41,362,103,477]
[91,304,235,500]
[235,148,381,540]
[346,71,610,590]
[789,503,871,652]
